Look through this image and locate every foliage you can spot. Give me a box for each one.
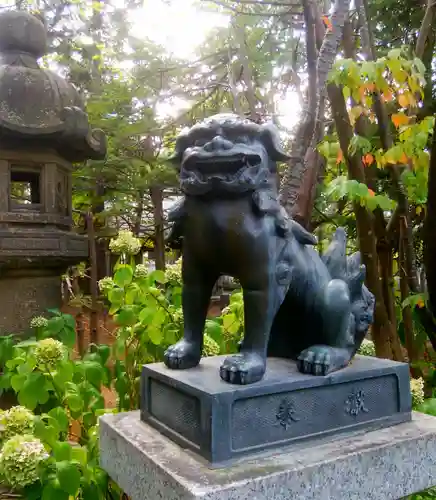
[320,49,433,213]
[357,339,376,357]
[0,312,115,499]
[98,246,242,410]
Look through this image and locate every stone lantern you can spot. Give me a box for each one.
[0,10,107,334]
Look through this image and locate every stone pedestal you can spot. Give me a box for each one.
[140,355,411,464]
[100,411,436,500]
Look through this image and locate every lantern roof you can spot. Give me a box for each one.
[0,10,106,162]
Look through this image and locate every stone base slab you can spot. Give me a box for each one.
[100,411,436,500]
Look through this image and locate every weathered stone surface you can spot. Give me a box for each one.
[100,411,436,500]
[141,355,411,464]
[0,10,106,161]
[0,273,61,335]
[0,9,106,334]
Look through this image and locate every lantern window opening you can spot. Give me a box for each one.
[10,165,42,210]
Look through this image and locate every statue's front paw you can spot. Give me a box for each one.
[297,345,350,376]
[220,352,266,385]
[164,339,201,370]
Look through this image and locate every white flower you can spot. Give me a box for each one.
[202,335,220,357]
[98,276,115,294]
[0,406,34,441]
[357,338,376,357]
[30,316,48,329]
[134,263,149,278]
[165,258,182,283]
[0,435,48,488]
[109,230,141,255]
[34,338,66,369]
[410,377,425,407]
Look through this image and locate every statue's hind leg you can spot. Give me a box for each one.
[297,279,354,376]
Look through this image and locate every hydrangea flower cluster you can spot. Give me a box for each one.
[202,335,220,357]
[357,338,376,357]
[165,258,182,284]
[134,263,149,278]
[98,276,115,294]
[109,230,142,255]
[29,316,49,329]
[410,377,425,407]
[34,338,66,369]
[0,434,48,489]
[0,406,34,441]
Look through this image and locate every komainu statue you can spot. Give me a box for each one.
[164,114,375,385]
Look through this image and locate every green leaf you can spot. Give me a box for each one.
[23,482,44,500]
[149,269,167,284]
[81,483,102,500]
[33,417,58,448]
[147,324,164,345]
[84,361,104,387]
[58,326,76,349]
[10,373,27,392]
[205,320,223,344]
[151,307,166,328]
[115,306,137,326]
[56,461,81,496]
[53,441,72,462]
[96,344,111,365]
[108,288,124,305]
[66,392,84,414]
[18,372,49,410]
[46,316,65,335]
[53,361,74,388]
[48,407,69,433]
[63,314,76,330]
[114,266,134,287]
[415,398,436,417]
[71,445,88,467]
[223,313,241,335]
[42,480,70,500]
[0,336,15,365]
[139,307,155,324]
[387,48,403,60]
[125,284,138,305]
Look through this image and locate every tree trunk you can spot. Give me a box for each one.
[280,0,349,226]
[86,212,99,346]
[423,117,436,352]
[150,186,166,271]
[328,83,404,361]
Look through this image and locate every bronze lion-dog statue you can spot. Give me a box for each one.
[164,113,375,385]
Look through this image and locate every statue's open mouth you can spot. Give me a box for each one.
[183,153,262,176]
[180,152,267,194]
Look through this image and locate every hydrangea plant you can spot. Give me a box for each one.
[34,338,66,369]
[0,434,48,489]
[0,406,34,442]
[109,230,142,255]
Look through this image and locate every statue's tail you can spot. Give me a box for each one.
[323,228,375,350]
[345,251,375,352]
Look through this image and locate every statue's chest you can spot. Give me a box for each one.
[185,197,263,246]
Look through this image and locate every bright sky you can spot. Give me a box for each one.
[128,0,301,130]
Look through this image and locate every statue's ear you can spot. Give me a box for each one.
[167,132,191,170]
[259,123,291,162]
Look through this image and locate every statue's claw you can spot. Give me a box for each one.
[297,345,351,376]
[219,352,266,385]
[164,339,202,369]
